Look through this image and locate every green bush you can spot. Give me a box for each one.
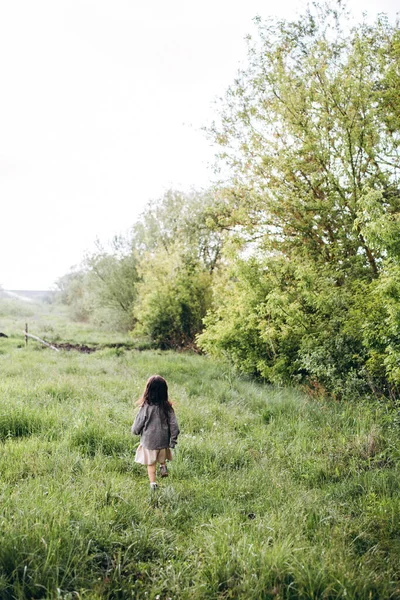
[133,251,213,349]
[199,257,382,399]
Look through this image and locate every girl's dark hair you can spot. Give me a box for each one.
[138,375,173,419]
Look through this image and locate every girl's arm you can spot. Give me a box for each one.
[131,405,146,436]
[168,409,180,448]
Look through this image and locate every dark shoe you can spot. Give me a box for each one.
[160,464,168,478]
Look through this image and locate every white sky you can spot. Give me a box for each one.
[0,0,398,290]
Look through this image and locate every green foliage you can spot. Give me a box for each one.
[85,244,139,330]
[130,190,224,349]
[57,190,223,348]
[57,237,139,330]
[132,189,223,274]
[198,6,400,399]
[133,250,213,349]
[56,270,93,322]
[210,7,398,271]
[199,250,400,399]
[199,257,367,396]
[53,6,400,397]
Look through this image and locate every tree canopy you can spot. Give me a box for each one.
[199,5,400,399]
[58,5,400,400]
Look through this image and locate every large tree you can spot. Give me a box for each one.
[132,190,224,348]
[199,5,400,397]
[133,189,223,274]
[209,5,399,277]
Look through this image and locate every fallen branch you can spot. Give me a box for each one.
[22,332,60,352]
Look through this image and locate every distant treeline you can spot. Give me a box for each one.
[58,4,400,401]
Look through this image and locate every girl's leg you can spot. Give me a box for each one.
[159,463,168,477]
[147,463,156,483]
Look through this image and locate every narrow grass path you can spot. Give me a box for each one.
[0,338,399,599]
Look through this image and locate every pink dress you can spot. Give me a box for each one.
[135,445,173,465]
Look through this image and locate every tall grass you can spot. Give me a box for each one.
[0,299,133,346]
[0,330,399,598]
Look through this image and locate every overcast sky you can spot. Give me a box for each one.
[0,0,398,290]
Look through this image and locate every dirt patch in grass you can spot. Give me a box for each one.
[54,343,97,353]
[53,342,137,353]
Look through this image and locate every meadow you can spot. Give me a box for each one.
[0,299,399,599]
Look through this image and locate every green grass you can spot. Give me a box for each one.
[0,303,399,598]
[0,298,133,346]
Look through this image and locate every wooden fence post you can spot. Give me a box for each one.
[21,331,59,352]
[25,323,28,347]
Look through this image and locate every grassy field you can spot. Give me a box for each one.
[0,299,399,599]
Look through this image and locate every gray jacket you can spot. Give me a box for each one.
[131,403,180,450]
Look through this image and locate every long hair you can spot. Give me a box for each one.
[137,375,173,419]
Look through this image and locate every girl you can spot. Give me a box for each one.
[131,375,179,490]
